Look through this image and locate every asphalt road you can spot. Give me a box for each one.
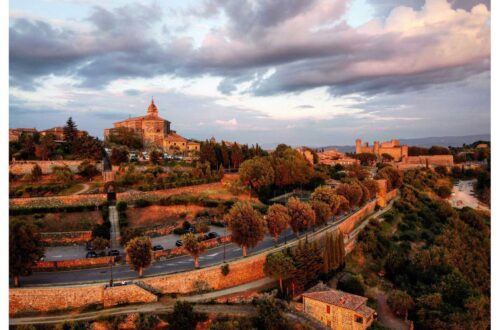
[19,206,375,287]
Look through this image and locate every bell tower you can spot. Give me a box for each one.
[147,97,158,116]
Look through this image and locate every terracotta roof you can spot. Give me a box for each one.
[114,114,169,125]
[165,132,187,142]
[302,289,368,311]
[355,304,375,318]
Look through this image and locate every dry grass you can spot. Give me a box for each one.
[127,205,207,228]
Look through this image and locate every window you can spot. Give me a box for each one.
[326,305,330,314]
[355,315,363,323]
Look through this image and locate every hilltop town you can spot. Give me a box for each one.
[8,100,491,330]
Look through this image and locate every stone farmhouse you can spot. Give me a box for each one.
[104,99,200,153]
[302,284,376,330]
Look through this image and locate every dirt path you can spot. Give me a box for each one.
[368,287,407,330]
[72,183,90,195]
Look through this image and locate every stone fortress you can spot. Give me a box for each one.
[104,99,200,153]
[355,139,408,161]
[355,138,454,167]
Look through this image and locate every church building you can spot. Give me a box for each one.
[104,100,200,153]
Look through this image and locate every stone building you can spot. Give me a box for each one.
[302,287,375,330]
[9,128,37,142]
[318,149,359,166]
[104,99,200,153]
[355,139,408,161]
[40,127,88,141]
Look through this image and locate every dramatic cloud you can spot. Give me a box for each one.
[9,0,490,146]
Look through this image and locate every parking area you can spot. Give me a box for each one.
[43,225,227,261]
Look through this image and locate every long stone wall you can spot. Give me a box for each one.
[33,256,114,271]
[10,283,157,315]
[10,160,101,175]
[40,231,92,246]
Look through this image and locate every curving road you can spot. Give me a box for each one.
[19,202,390,287]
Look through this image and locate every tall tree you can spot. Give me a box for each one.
[110,147,129,165]
[10,220,45,287]
[312,200,332,226]
[311,185,339,214]
[230,143,243,169]
[221,141,230,168]
[263,252,296,291]
[239,157,275,192]
[287,197,315,236]
[63,117,78,153]
[36,135,57,160]
[126,236,152,277]
[336,183,363,209]
[387,290,415,321]
[266,204,290,242]
[224,202,266,257]
[182,232,206,268]
[30,164,42,182]
[292,240,323,291]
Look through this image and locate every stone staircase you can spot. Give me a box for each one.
[108,206,121,249]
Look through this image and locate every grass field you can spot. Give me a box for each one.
[127,205,207,228]
[11,211,102,232]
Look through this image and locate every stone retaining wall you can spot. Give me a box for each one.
[10,160,101,175]
[103,284,157,308]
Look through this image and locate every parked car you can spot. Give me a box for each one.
[108,249,121,261]
[175,240,183,247]
[153,245,164,251]
[163,153,173,160]
[204,232,220,240]
[86,251,98,258]
[129,153,138,161]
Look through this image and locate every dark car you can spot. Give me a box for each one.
[204,232,220,240]
[85,241,92,251]
[175,240,183,247]
[153,245,164,251]
[108,249,121,261]
[86,251,98,258]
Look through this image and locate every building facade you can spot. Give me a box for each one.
[302,288,375,330]
[355,139,409,161]
[104,100,200,153]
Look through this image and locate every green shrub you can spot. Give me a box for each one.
[134,199,151,208]
[221,263,230,276]
[116,201,128,212]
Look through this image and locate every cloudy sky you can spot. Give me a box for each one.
[9,0,490,147]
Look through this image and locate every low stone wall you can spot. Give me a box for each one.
[103,284,157,308]
[40,231,92,246]
[143,253,267,294]
[10,283,157,315]
[33,256,113,271]
[143,224,176,237]
[10,160,101,175]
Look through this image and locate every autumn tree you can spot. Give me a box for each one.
[150,150,162,165]
[225,202,266,257]
[337,196,350,215]
[126,236,152,277]
[354,152,378,166]
[10,220,45,287]
[52,165,73,184]
[312,200,332,226]
[110,147,129,165]
[92,237,109,255]
[230,143,243,169]
[106,127,143,149]
[78,161,100,180]
[270,147,313,188]
[266,204,290,242]
[336,183,363,210]
[287,197,315,236]
[264,252,296,291]
[387,290,415,321]
[239,157,275,192]
[311,185,339,214]
[182,232,206,268]
[36,135,57,160]
[30,164,42,182]
[362,179,379,199]
[376,166,403,190]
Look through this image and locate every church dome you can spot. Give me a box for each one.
[147,99,158,116]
